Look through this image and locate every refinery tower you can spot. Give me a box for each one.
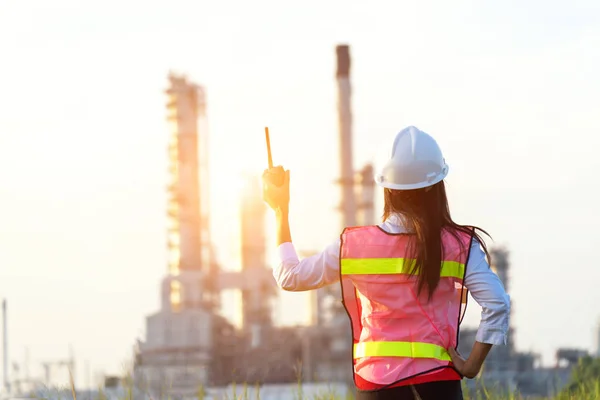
[134,46,378,397]
[133,74,276,397]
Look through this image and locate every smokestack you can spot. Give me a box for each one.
[336,44,357,228]
[359,164,376,226]
[3,299,8,394]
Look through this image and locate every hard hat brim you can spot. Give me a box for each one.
[374,167,449,191]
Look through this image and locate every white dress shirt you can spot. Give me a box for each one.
[273,214,511,346]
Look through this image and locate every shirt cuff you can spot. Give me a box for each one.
[278,242,299,263]
[475,327,509,346]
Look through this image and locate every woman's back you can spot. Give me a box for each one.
[341,225,474,385]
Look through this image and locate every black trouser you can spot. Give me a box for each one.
[356,380,463,400]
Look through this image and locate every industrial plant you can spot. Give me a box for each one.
[1,45,598,400]
[127,45,595,399]
[131,45,373,398]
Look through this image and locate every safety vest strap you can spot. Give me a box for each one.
[341,258,465,279]
[354,341,452,362]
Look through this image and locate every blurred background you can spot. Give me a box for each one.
[0,0,599,398]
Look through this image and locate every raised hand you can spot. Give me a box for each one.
[262,166,290,213]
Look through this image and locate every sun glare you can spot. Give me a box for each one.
[221,173,247,201]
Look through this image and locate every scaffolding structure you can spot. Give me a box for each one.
[134,74,220,397]
[134,74,280,398]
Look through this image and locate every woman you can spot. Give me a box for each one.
[262,126,511,400]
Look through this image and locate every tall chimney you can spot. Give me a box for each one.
[336,45,357,229]
[359,164,376,226]
[3,299,9,394]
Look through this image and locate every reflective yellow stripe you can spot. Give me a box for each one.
[341,258,464,278]
[354,341,451,361]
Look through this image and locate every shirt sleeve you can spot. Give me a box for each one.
[464,238,511,346]
[273,239,341,291]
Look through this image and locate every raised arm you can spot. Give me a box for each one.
[274,238,341,291]
[275,207,292,245]
[263,166,341,291]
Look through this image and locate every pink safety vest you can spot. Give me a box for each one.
[339,225,473,390]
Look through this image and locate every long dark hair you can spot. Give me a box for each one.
[382,180,491,301]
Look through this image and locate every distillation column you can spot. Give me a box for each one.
[135,74,217,395]
[489,248,515,370]
[315,45,360,328]
[162,73,217,312]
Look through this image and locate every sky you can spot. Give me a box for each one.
[1,0,600,390]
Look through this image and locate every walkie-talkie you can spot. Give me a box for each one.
[265,127,284,186]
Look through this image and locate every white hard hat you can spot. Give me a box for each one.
[374,126,449,190]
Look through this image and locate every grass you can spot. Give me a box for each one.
[461,379,600,400]
[28,375,600,400]
[24,365,600,400]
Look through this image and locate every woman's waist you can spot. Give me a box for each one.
[355,367,461,390]
[354,357,460,387]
